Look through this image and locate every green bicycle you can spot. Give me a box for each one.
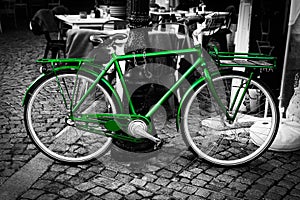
[22,31,279,166]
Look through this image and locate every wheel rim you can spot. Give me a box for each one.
[183,75,278,166]
[25,73,115,163]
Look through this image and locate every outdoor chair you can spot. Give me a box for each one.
[30,8,67,58]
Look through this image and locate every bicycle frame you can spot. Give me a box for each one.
[69,45,250,125]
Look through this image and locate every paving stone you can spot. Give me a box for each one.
[181,185,198,194]
[172,191,189,199]
[179,170,193,179]
[227,182,248,192]
[165,163,183,173]
[188,167,203,175]
[59,188,78,198]
[100,169,117,178]
[31,180,52,189]
[152,194,173,200]
[251,183,269,193]
[167,181,185,191]
[256,177,275,187]
[65,167,82,176]
[277,179,295,190]
[125,192,142,200]
[264,192,283,200]
[67,176,85,186]
[117,184,137,195]
[220,188,238,197]
[216,174,234,183]
[42,172,59,180]
[244,188,264,199]
[180,177,190,183]
[188,195,206,200]
[156,169,174,178]
[78,171,95,180]
[44,182,66,193]
[295,183,300,190]
[269,185,288,196]
[155,177,170,186]
[85,195,102,200]
[290,189,300,197]
[55,174,72,182]
[284,195,300,200]
[196,173,213,182]
[142,173,158,182]
[130,178,147,187]
[195,188,211,198]
[265,172,285,182]
[208,191,226,200]
[285,174,300,184]
[137,190,153,198]
[50,164,68,172]
[115,173,134,182]
[145,182,161,192]
[205,168,221,176]
[75,182,97,191]
[21,189,44,199]
[190,179,206,188]
[36,193,58,200]
[158,187,173,195]
[101,192,123,200]
[88,186,108,196]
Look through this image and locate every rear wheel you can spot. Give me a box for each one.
[181,73,279,166]
[24,70,117,163]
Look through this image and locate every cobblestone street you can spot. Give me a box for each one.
[1,28,300,200]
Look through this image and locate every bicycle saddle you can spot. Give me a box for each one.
[89,33,128,46]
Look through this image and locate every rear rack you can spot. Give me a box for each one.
[209,47,277,70]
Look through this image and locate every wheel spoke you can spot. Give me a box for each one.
[182,73,279,166]
[25,71,115,163]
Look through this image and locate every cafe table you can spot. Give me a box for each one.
[55,14,123,29]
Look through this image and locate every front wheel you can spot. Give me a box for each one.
[181,72,279,166]
[24,70,117,163]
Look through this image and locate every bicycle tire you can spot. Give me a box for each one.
[181,71,279,166]
[24,70,117,163]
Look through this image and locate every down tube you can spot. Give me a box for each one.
[72,59,115,113]
[145,58,203,118]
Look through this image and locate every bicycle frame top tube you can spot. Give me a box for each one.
[71,45,234,120]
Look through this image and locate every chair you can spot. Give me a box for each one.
[30,9,66,58]
[256,40,274,55]
[101,20,128,30]
[260,20,270,41]
[0,0,17,28]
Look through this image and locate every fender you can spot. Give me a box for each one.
[176,69,230,131]
[22,66,123,113]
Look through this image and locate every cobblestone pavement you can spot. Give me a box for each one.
[1,28,300,200]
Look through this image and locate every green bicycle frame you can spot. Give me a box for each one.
[70,45,246,123]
